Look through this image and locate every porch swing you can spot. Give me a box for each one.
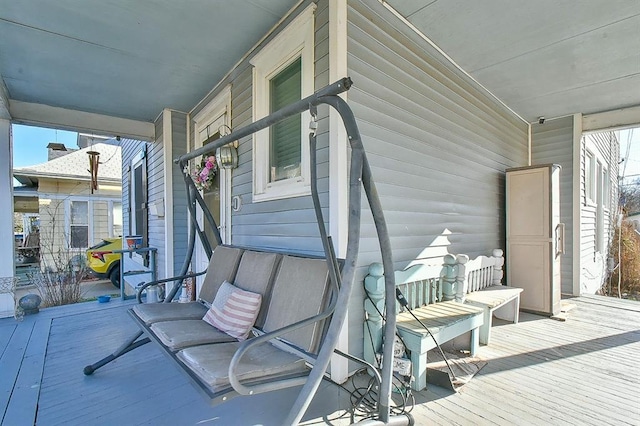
[83,78,408,426]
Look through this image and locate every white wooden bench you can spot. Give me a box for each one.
[364,260,484,391]
[455,249,522,346]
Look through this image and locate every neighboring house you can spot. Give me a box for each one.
[531,123,620,295]
[626,212,640,231]
[118,0,625,376]
[13,141,123,270]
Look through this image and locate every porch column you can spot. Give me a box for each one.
[0,119,13,277]
[0,119,14,318]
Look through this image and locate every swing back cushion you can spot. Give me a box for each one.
[198,246,244,304]
[203,282,262,341]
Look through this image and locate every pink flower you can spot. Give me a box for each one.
[200,167,209,179]
[205,160,214,169]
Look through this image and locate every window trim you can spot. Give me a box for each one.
[68,200,90,249]
[585,149,595,204]
[250,4,316,202]
[130,146,148,243]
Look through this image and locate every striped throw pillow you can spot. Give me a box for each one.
[202,285,262,341]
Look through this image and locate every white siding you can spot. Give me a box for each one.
[347,0,529,358]
[147,118,166,278]
[580,131,619,294]
[170,112,190,275]
[531,116,574,294]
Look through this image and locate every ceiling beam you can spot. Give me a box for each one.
[0,76,10,120]
[9,100,155,141]
[582,105,640,133]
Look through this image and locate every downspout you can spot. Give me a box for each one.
[572,113,583,296]
[528,122,532,166]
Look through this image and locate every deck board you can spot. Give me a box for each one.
[0,296,639,425]
[2,318,50,425]
[0,321,35,423]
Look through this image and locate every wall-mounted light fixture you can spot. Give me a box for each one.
[216,124,239,169]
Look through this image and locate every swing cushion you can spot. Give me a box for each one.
[151,319,237,350]
[177,341,307,393]
[203,284,262,341]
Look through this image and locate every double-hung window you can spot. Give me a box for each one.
[251,4,315,202]
[70,200,89,248]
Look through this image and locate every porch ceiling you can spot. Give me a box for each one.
[386,0,640,122]
[1,1,638,130]
[0,0,298,123]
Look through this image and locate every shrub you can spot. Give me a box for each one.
[605,222,640,300]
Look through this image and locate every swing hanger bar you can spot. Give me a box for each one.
[175,77,352,165]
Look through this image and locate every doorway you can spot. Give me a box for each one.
[192,87,232,292]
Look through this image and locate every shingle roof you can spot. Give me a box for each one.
[13,141,122,185]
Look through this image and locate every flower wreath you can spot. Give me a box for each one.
[191,155,218,191]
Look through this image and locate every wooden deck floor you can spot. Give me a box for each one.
[1,295,639,425]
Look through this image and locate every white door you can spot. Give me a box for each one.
[192,88,232,294]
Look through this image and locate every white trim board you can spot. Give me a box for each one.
[582,105,640,133]
[328,0,349,384]
[163,109,175,280]
[10,100,155,141]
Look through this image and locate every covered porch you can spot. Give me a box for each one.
[1,294,638,425]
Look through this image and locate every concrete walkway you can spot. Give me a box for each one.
[15,279,119,303]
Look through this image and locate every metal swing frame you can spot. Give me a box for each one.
[83,77,405,425]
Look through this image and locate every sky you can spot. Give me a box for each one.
[618,128,640,187]
[12,124,78,168]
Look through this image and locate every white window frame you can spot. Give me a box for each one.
[67,199,91,249]
[250,4,316,202]
[585,149,595,204]
[109,200,123,238]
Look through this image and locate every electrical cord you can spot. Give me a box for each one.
[318,369,414,424]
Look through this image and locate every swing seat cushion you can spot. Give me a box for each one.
[150,319,236,350]
[133,302,208,325]
[177,341,307,393]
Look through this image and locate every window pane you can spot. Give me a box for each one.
[269,58,302,182]
[70,225,89,248]
[71,201,88,225]
[113,202,123,236]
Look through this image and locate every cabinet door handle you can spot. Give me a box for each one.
[555,223,565,256]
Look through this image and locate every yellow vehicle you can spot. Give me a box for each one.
[86,238,122,288]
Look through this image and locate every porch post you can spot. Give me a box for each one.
[0,119,13,278]
[0,119,15,317]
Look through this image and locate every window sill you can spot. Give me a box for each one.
[253,179,310,203]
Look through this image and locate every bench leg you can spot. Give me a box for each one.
[479,308,492,346]
[494,296,520,324]
[470,327,479,357]
[409,349,428,391]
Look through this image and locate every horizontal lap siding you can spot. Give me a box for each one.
[580,131,619,293]
[230,0,330,255]
[531,116,574,293]
[171,112,189,275]
[148,118,166,278]
[347,0,528,359]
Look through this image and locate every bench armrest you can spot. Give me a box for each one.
[135,270,207,304]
